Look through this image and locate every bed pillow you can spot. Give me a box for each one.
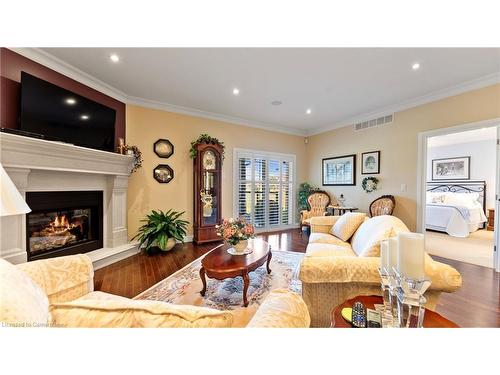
[330,212,367,242]
[427,192,445,204]
[444,192,480,207]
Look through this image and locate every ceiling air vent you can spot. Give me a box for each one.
[354,114,393,131]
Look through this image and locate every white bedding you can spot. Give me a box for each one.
[425,191,487,237]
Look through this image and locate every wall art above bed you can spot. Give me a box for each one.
[432,156,470,180]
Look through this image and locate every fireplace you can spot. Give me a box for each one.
[26,191,103,261]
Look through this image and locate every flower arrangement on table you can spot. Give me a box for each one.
[216,217,256,253]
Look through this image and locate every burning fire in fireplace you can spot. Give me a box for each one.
[29,211,89,253]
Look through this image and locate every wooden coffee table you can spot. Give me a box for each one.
[331,295,459,328]
[199,240,272,307]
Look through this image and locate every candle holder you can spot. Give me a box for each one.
[378,267,396,327]
[388,270,400,327]
[394,270,431,328]
[378,267,391,310]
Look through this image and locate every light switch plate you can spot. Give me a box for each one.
[400,183,407,192]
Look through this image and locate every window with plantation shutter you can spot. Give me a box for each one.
[234,149,295,231]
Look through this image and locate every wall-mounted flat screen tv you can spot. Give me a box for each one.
[20,72,116,152]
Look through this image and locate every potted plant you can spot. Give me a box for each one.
[298,182,319,212]
[132,210,189,253]
[215,217,255,253]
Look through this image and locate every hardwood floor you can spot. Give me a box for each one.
[94,229,499,327]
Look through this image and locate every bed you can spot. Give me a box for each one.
[426,181,487,238]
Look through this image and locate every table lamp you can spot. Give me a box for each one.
[0,163,31,216]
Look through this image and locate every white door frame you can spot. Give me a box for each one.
[416,117,500,272]
[495,126,500,272]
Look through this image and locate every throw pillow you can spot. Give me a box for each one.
[0,258,49,326]
[330,212,367,242]
[351,215,409,257]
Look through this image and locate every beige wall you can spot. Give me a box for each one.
[126,105,307,238]
[306,84,500,230]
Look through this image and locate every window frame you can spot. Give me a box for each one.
[233,148,297,232]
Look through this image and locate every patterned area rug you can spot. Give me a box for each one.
[134,250,304,327]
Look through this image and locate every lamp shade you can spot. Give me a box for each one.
[0,164,31,217]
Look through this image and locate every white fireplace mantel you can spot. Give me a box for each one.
[0,132,139,269]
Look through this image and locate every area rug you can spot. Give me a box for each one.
[134,250,304,327]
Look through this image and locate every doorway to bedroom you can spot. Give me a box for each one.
[420,123,499,270]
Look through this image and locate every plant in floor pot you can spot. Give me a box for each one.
[298,182,320,212]
[132,210,189,253]
[216,217,255,253]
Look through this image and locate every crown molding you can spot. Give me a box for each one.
[9,48,499,138]
[8,48,306,137]
[8,47,129,102]
[127,96,307,136]
[307,71,500,136]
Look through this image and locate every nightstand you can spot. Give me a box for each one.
[487,208,495,231]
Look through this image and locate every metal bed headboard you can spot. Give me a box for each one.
[426,180,487,215]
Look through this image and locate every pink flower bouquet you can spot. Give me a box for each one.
[215,217,255,246]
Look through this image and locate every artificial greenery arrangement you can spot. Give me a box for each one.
[189,134,225,161]
[125,145,143,173]
[132,210,189,253]
[298,182,320,212]
[362,177,379,193]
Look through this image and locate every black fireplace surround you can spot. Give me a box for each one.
[26,191,103,261]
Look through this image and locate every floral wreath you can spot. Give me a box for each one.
[362,176,379,193]
[124,145,143,173]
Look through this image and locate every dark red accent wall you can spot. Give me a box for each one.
[0,48,125,147]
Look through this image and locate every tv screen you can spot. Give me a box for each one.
[20,72,116,152]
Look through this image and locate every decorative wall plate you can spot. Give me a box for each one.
[154,139,174,158]
[153,164,174,183]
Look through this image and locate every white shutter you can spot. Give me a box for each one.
[235,150,295,231]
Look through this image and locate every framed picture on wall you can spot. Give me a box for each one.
[432,156,470,180]
[322,154,356,186]
[361,151,380,174]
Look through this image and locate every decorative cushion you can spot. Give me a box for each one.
[49,299,234,328]
[308,233,351,248]
[330,212,366,242]
[247,289,310,328]
[0,258,49,326]
[350,215,409,257]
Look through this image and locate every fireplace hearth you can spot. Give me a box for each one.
[26,191,103,261]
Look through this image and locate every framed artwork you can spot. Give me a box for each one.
[153,164,174,183]
[154,139,174,158]
[322,154,356,186]
[432,157,470,180]
[361,151,380,174]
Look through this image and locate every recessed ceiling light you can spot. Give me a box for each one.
[110,54,120,63]
[271,100,282,106]
[80,114,89,120]
[65,98,76,105]
[306,109,312,115]
[232,88,240,95]
[411,62,420,70]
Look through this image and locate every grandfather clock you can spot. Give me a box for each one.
[193,141,223,244]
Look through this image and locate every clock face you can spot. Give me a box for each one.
[203,150,216,170]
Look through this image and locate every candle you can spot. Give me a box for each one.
[397,233,425,280]
[380,240,389,271]
[387,237,398,274]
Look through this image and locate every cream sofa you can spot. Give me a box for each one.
[0,254,310,328]
[299,215,462,327]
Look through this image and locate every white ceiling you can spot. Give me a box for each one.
[35,48,500,135]
[428,126,498,148]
